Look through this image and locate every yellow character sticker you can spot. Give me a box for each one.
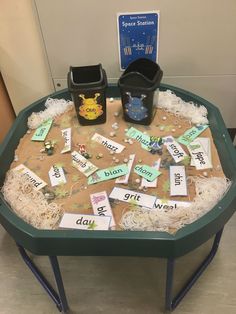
[79,93,103,120]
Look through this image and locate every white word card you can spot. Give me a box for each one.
[91,133,125,153]
[141,159,161,187]
[109,187,156,209]
[190,137,212,167]
[153,199,191,210]
[61,128,71,153]
[163,136,188,163]
[187,140,212,170]
[71,151,98,177]
[90,191,115,227]
[48,165,67,187]
[115,154,135,184]
[14,164,47,190]
[169,166,187,196]
[59,213,111,230]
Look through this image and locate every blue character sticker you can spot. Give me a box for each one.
[124,92,148,121]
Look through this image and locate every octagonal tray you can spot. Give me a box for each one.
[0,84,235,258]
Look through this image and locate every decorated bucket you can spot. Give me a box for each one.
[118,58,163,125]
[68,64,107,125]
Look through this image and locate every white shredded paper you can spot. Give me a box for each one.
[2,170,63,229]
[27,98,73,129]
[120,177,231,233]
[158,90,209,125]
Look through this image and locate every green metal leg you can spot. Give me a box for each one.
[17,244,69,313]
[165,228,224,311]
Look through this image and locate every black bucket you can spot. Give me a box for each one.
[68,64,107,125]
[118,58,163,125]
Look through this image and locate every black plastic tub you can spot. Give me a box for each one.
[118,58,163,125]
[68,64,107,125]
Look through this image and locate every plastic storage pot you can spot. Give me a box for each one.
[68,64,107,125]
[118,58,163,125]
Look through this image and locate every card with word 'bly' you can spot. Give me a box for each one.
[90,191,115,227]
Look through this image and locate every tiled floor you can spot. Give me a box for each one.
[0,213,236,314]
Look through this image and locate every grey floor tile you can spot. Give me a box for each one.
[0,213,235,314]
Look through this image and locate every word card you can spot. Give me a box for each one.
[88,164,128,185]
[31,119,53,141]
[109,187,156,208]
[59,213,111,230]
[152,199,191,210]
[178,125,209,146]
[187,140,212,170]
[61,128,71,153]
[134,164,161,182]
[190,137,212,166]
[163,136,188,163]
[91,133,125,153]
[14,164,47,190]
[115,154,135,184]
[48,165,66,187]
[90,191,115,227]
[169,166,187,196]
[141,159,161,187]
[125,127,150,150]
[71,151,98,177]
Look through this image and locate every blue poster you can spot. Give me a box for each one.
[117,11,160,70]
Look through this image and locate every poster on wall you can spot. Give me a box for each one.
[117,11,160,70]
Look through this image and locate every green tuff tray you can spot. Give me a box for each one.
[0,84,235,258]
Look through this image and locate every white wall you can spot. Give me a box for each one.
[0,0,235,128]
[36,0,236,128]
[0,0,54,114]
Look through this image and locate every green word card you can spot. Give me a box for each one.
[134,164,161,182]
[177,125,208,146]
[88,164,128,185]
[31,119,53,141]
